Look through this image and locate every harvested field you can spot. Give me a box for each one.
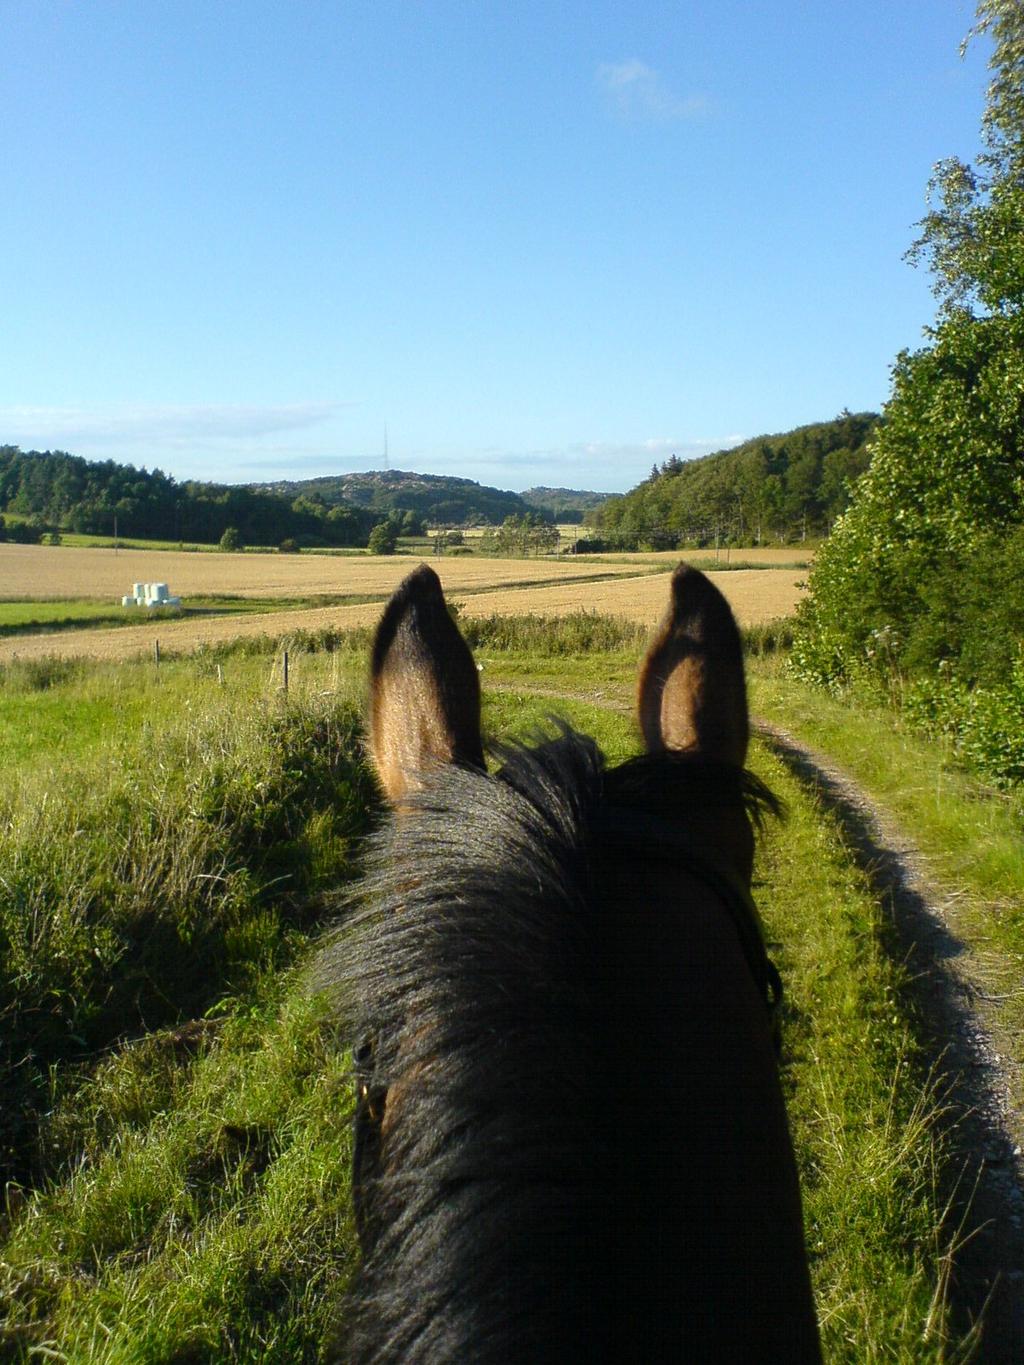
[0,543,645,601]
[585,546,814,567]
[0,566,805,663]
[456,567,805,626]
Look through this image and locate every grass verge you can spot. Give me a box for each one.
[751,658,1024,1034]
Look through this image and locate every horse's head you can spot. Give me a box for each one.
[334,562,820,1363]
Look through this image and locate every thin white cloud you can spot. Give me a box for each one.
[247,452,375,472]
[421,435,747,494]
[0,401,347,450]
[596,60,708,122]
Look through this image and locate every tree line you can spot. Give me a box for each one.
[582,414,878,551]
[0,447,378,548]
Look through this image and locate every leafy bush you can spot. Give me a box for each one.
[6,518,44,544]
[901,526,1024,686]
[902,657,1024,788]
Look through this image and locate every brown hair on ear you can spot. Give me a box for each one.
[369,565,485,804]
[637,563,749,767]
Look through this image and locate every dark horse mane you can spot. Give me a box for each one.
[321,728,781,1363]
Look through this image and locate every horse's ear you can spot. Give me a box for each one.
[369,565,485,804]
[637,564,749,766]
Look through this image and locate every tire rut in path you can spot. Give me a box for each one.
[757,721,1024,1362]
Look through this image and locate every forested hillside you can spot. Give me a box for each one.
[0,447,376,547]
[586,413,878,549]
[520,486,607,522]
[249,469,545,527]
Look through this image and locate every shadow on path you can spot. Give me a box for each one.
[757,721,1024,1362]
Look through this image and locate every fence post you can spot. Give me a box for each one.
[282,649,289,694]
[154,639,160,666]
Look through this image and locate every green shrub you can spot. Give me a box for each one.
[903,658,1024,787]
[743,618,797,657]
[793,313,1024,690]
[902,526,1024,687]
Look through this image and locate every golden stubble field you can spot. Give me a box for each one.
[578,547,811,567]
[0,543,807,663]
[0,543,647,600]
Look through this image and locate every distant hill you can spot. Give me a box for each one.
[587,412,879,549]
[520,486,608,523]
[250,469,545,527]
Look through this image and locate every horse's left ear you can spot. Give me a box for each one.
[369,565,485,804]
[637,563,749,766]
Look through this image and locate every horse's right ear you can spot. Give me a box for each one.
[637,564,749,766]
[369,565,485,804]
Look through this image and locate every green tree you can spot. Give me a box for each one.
[492,512,559,556]
[368,521,398,555]
[794,1,1024,688]
[818,446,870,526]
[907,0,1024,317]
[219,526,242,552]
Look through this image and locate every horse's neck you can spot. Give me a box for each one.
[593,856,820,1360]
[595,858,774,1118]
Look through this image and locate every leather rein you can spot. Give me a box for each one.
[588,804,784,1052]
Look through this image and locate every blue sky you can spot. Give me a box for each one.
[2,1,988,493]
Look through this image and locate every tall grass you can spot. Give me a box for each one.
[460,608,648,655]
[0,657,378,1191]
